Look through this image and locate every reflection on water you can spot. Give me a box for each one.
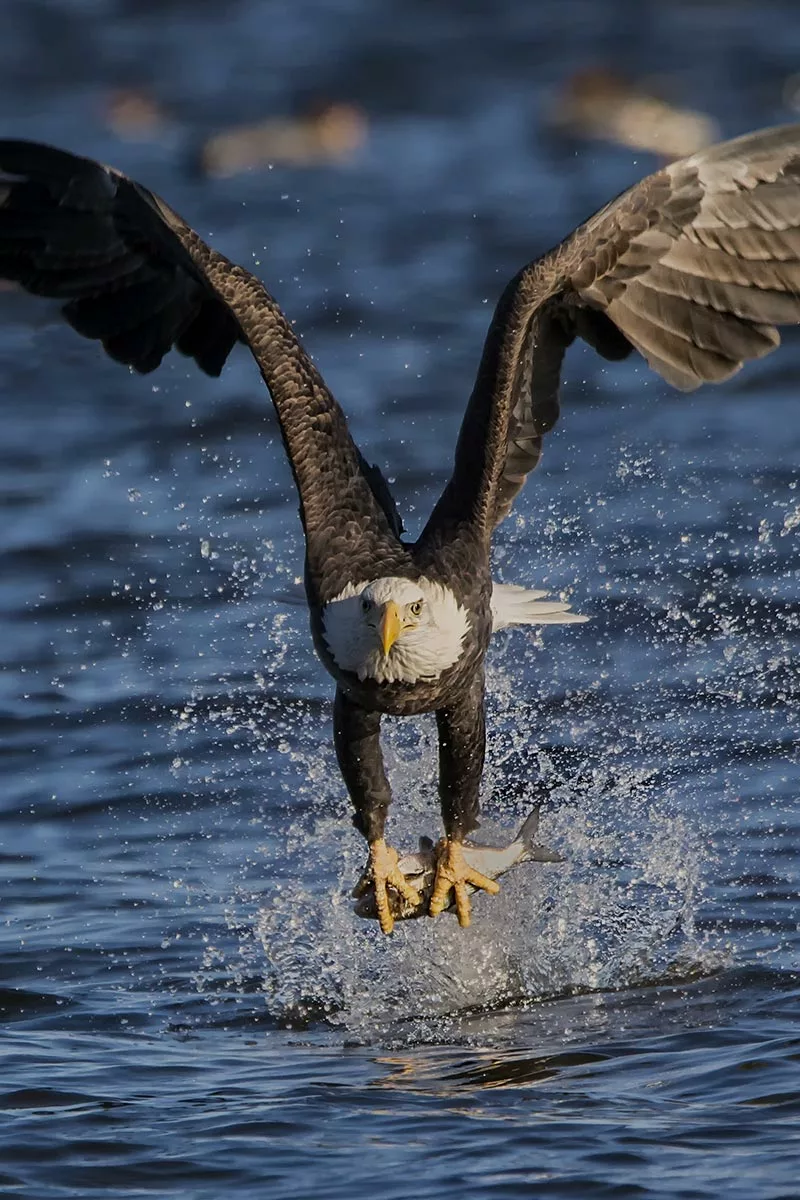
[375,1047,611,1093]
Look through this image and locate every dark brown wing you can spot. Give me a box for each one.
[0,140,406,595]
[0,139,241,375]
[422,123,800,537]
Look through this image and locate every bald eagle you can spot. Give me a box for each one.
[2,127,799,933]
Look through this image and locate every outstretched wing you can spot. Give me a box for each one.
[422,123,800,537]
[0,139,241,375]
[0,140,405,595]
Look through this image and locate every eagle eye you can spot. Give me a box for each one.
[361,597,372,613]
[409,600,423,616]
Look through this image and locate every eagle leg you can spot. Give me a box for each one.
[428,838,500,927]
[431,672,499,926]
[334,688,420,934]
[352,839,422,935]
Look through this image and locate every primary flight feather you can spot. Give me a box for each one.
[1,125,799,932]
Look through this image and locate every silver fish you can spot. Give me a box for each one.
[353,805,564,923]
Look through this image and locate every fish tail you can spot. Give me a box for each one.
[517,805,565,863]
[517,806,541,852]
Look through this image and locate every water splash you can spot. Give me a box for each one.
[205,709,719,1045]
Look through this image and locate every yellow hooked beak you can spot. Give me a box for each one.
[378,601,402,657]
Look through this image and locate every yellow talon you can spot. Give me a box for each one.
[429,839,500,927]
[353,838,422,935]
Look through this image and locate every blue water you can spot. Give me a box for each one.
[2,1,800,1196]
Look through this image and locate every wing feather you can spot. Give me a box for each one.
[423,122,800,537]
[0,140,223,375]
[0,140,404,587]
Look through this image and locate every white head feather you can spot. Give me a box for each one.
[322,576,471,685]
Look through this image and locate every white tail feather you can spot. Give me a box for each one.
[491,582,588,633]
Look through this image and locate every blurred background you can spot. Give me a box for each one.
[2,3,800,1198]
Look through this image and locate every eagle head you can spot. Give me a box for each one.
[322,575,470,685]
